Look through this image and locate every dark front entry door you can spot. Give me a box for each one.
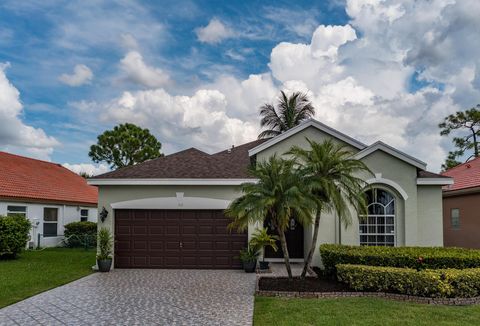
[114,209,247,269]
[264,218,304,259]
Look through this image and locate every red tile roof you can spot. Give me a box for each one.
[93,139,269,179]
[441,157,480,191]
[0,152,98,206]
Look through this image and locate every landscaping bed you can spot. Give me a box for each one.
[257,245,480,305]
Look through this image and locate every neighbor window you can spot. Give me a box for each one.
[451,208,460,229]
[359,188,395,246]
[80,209,89,222]
[43,207,58,237]
[7,206,27,217]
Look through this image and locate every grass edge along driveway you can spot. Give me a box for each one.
[254,296,480,326]
[0,248,96,308]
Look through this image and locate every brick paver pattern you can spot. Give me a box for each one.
[0,269,256,326]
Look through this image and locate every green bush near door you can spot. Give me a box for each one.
[64,221,97,248]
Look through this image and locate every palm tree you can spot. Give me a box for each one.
[225,155,317,278]
[287,139,372,279]
[258,91,315,139]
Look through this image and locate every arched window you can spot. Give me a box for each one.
[359,188,395,246]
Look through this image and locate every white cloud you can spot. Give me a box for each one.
[59,64,93,86]
[195,18,235,44]
[71,0,480,172]
[0,63,59,160]
[100,88,258,153]
[120,51,170,88]
[63,163,110,176]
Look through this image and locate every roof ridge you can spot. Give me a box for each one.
[0,151,61,166]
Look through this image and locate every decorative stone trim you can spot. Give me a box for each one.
[256,290,480,306]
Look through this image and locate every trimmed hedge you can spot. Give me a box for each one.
[64,221,97,248]
[337,264,480,298]
[0,215,31,258]
[320,244,480,274]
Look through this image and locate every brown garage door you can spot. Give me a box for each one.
[114,209,246,269]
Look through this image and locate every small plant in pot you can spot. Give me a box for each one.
[239,246,259,273]
[97,227,113,272]
[249,228,278,270]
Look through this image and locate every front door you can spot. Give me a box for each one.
[263,217,304,259]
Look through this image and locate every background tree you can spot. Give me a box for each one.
[258,91,315,139]
[225,156,317,279]
[89,123,163,169]
[439,105,480,170]
[287,139,371,278]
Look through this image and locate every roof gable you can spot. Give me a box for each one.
[355,141,427,170]
[248,119,367,156]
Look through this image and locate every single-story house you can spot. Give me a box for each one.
[0,151,98,248]
[441,157,480,249]
[89,119,453,269]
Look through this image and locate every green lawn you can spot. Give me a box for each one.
[0,248,96,308]
[254,296,480,326]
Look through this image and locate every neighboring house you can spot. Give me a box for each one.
[441,157,480,249]
[0,151,98,248]
[89,119,452,269]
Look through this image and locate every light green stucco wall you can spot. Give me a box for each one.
[96,125,445,268]
[417,186,444,246]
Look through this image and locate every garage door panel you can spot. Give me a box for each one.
[165,225,180,235]
[133,256,147,266]
[149,241,163,250]
[114,209,247,269]
[149,226,164,235]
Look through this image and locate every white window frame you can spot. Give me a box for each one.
[7,205,27,218]
[359,188,396,246]
[80,209,89,222]
[43,207,59,237]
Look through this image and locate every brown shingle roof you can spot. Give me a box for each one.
[94,139,269,179]
[417,170,450,178]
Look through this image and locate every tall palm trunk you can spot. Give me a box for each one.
[277,226,292,279]
[301,212,321,279]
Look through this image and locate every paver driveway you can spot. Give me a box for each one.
[0,269,257,326]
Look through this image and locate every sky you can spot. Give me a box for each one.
[0,0,479,175]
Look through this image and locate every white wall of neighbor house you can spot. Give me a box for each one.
[0,201,97,248]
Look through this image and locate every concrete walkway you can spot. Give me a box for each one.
[0,269,257,326]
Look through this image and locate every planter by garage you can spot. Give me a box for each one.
[97,259,112,272]
[259,261,270,270]
[243,260,257,273]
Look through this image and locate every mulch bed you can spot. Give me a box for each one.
[258,276,351,292]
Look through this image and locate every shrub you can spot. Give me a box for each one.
[97,228,113,260]
[64,221,97,248]
[0,215,31,258]
[337,264,480,298]
[320,244,480,274]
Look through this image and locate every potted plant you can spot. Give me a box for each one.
[239,246,259,273]
[249,228,278,270]
[97,227,113,272]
